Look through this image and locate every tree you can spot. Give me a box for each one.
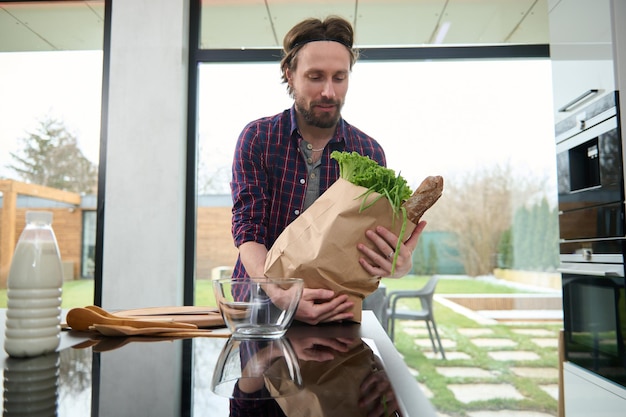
[412,236,427,275]
[423,163,551,276]
[426,240,439,275]
[497,228,514,268]
[510,197,559,271]
[196,143,231,195]
[8,117,97,194]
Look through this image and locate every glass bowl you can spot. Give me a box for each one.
[210,336,303,399]
[213,278,303,339]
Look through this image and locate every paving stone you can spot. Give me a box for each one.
[470,338,518,348]
[424,351,471,360]
[467,411,555,417]
[408,367,420,377]
[403,321,429,328]
[530,338,558,348]
[413,338,456,350]
[511,328,555,337]
[404,327,431,336]
[510,367,558,379]
[539,384,559,400]
[396,303,560,413]
[413,338,435,349]
[435,366,497,378]
[447,383,524,403]
[458,328,494,337]
[487,351,541,361]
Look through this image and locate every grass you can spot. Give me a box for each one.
[0,274,528,308]
[0,275,561,416]
[385,276,561,417]
[0,279,97,309]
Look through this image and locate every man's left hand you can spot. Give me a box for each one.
[357,220,427,278]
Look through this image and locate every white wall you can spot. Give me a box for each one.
[611,0,626,182]
[101,0,189,308]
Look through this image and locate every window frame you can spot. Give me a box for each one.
[185,0,551,305]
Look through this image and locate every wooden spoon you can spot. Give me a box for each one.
[66,307,198,332]
[92,324,230,338]
[111,305,220,316]
[85,305,188,321]
[84,305,225,328]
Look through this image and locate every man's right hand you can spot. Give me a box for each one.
[294,288,354,325]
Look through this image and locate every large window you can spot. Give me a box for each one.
[0,0,104,301]
[0,50,103,296]
[195,58,557,286]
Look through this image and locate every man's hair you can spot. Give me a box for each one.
[280,16,359,94]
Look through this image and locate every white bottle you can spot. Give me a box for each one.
[4,211,63,358]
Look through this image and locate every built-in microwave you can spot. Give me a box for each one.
[556,95,624,242]
[556,91,626,388]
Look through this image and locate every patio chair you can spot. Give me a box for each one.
[384,276,446,359]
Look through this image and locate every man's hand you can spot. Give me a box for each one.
[357,220,427,278]
[359,367,399,417]
[289,336,358,362]
[294,288,354,325]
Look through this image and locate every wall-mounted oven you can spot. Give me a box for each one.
[556,91,626,388]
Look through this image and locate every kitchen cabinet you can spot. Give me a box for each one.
[563,362,626,417]
[550,1,626,416]
[549,0,615,123]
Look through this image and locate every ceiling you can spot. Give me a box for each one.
[0,1,105,51]
[0,0,550,53]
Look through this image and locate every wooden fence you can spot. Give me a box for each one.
[0,180,238,288]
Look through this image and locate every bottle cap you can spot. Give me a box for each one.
[26,211,53,225]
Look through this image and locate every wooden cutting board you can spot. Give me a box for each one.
[113,306,225,328]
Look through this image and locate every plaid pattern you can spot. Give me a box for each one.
[229,339,286,416]
[231,106,385,296]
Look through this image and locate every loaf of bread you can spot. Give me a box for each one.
[402,176,444,224]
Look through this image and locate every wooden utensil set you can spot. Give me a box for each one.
[65,305,229,339]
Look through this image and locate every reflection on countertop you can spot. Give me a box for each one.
[1,311,435,417]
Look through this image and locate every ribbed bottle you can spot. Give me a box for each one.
[4,211,63,358]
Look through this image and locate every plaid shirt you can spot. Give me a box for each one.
[231,106,386,281]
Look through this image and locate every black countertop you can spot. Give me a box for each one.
[1,311,436,417]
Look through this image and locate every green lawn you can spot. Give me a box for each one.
[382,276,561,416]
[0,274,529,308]
[0,279,99,309]
[199,275,529,307]
[0,275,560,416]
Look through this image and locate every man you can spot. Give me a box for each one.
[231,16,426,325]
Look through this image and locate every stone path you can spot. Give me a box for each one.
[400,320,561,417]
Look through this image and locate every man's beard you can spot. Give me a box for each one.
[295,96,343,129]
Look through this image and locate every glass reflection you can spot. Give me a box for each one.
[211,337,302,400]
[57,347,92,416]
[208,326,402,417]
[282,331,402,417]
[0,330,402,416]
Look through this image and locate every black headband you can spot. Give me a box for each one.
[290,38,352,50]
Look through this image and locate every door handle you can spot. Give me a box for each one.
[558,89,600,112]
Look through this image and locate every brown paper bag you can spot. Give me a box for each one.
[264,178,416,322]
[266,341,395,417]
